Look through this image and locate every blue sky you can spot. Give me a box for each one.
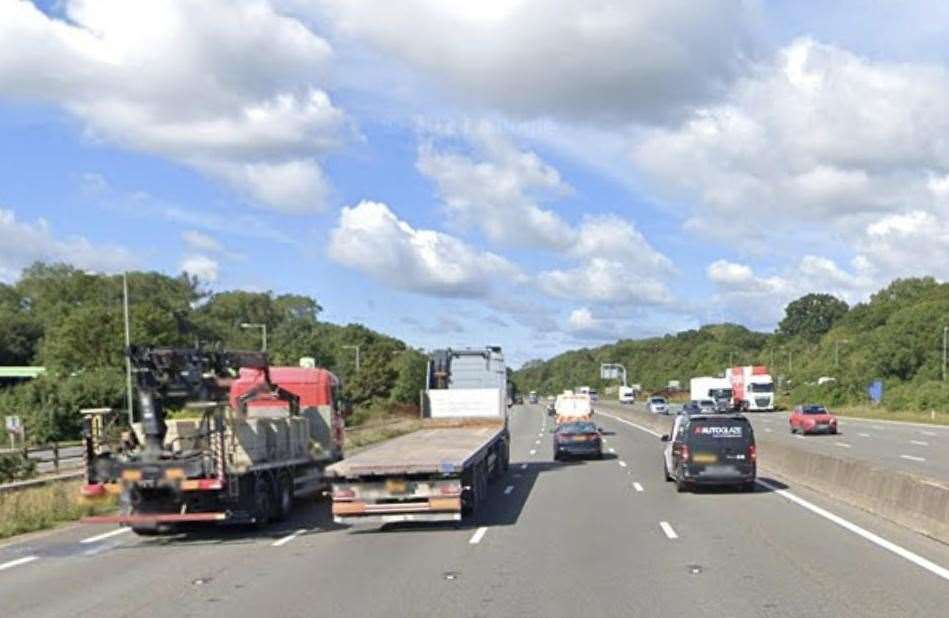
[3,1,949,367]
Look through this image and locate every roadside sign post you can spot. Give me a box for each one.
[600,363,628,387]
[5,415,22,450]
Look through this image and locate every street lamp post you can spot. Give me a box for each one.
[122,273,134,426]
[943,326,948,382]
[834,340,849,368]
[240,322,267,352]
[344,345,361,372]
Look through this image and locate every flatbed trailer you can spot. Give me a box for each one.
[327,420,509,524]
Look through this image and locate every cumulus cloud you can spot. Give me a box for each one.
[705,256,873,328]
[634,38,949,263]
[538,259,674,306]
[327,200,521,298]
[0,208,135,281]
[180,254,219,283]
[182,230,222,253]
[0,0,346,212]
[319,0,755,123]
[417,124,573,248]
[565,307,626,341]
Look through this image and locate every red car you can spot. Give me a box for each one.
[790,404,838,435]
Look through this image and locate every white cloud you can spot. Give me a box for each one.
[0,208,135,281]
[634,38,949,257]
[0,1,345,213]
[327,200,521,298]
[182,230,222,253]
[705,255,873,328]
[538,258,673,306]
[417,124,573,248]
[180,254,219,283]
[319,0,756,123]
[570,215,676,274]
[565,307,626,341]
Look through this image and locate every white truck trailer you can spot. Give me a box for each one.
[326,347,510,525]
[689,376,733,409]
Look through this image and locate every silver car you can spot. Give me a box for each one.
[647,396,669,414]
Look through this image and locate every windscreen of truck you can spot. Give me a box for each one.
[688,418,753,446]
[710,388,732,399]
[748,383,774,393]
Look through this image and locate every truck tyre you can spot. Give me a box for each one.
[501,439,510,473]
[252,475,273,528]
[272,472,294,521]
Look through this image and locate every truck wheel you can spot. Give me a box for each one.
[272,473,294,522]
[252,476,273,528]
[501,439,510,473]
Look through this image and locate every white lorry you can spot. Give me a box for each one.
[728,365,775,411]
[554,391,594,423]
[326,347,510,525]
[618,386,636,404]
[689,376,733,410]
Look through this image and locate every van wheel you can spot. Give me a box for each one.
[675,473,689,493]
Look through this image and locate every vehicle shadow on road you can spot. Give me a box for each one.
[120,497,346,547]
[683,476,789,495]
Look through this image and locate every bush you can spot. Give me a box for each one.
[0,480,115,539]
[0,452,37,483]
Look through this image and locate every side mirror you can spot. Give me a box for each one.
[340,400,354,418]
[660,434,670,442]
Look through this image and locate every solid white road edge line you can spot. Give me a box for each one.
[607,404,949,583]
[80,527,131,544]
[659,521,678,540]
[598,412,662,437]
[755,478,949,582]
[504,485,514,495]
[0,555,39,571]
[272,528,308,547]
[469,526,488,544]
[900,455,926,462]
[633,482,644,492]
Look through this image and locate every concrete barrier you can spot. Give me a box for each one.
[599,402,949,544]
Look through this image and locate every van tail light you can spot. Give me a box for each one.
[680,445,690,462]
[748,444,757,463]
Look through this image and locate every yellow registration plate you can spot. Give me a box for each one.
[385,479,408,494]
[572,435,588,442]
[693,453,717,464]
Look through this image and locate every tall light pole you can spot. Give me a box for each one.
[344,345,361,371]
[240,323,267,351]
[943,326,948,382]
[122,273,134,426]
[834,340,849,368]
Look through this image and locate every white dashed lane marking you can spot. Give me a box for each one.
[857,433,871,438]
[910,440,929,446]
[659,521,678,540]
[80,527,131,544]
[632,482,644,492]
[272,528,307,547]
[900,454,926,462]
[0,556,38,572]
[835,442,852,448]
[529,449,536,456]
[504,485,514,495]
[469,526,488,544]
[618,460,627,468]
[520,463,528,470]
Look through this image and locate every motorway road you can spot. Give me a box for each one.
[614,401,949,482]
[1,405,947,617]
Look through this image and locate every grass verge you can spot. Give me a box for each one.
[0,480,116,540]
[828,405,949,427]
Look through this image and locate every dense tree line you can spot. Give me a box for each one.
[514,279,949,412]
[0,263,426,443]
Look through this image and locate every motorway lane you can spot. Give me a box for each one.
[604,401,949,482]
[1,404,947,617]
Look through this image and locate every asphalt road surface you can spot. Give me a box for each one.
[608,401,949,482]
[1,404,947,617]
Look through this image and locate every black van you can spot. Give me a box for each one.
[661,414,756,492]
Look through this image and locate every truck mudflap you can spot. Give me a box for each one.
[81,512,228,525]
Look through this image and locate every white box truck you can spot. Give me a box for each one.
[689,376,732,410]
[728,366,775,411]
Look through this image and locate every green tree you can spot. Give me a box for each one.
[778,293,849,340]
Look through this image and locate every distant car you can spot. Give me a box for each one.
[553,421,602,460]
[545,402,556,417]
[528,392,538,404]
[515,395,524,405]
[661,413,756,492]
[679,402,702,416]
[693,399,717,414]
[647,397,669,414]
[790,404,838,435]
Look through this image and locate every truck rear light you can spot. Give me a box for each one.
[748,444,757,463]
[439,484,462,496]
[181,479,223,491]
[332,488,355,501]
